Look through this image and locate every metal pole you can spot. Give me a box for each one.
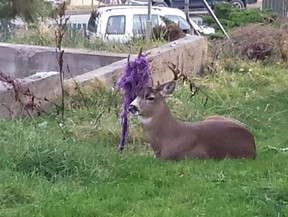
[202,0,230,39]
[185,0,201,36]
[146,0,152,40]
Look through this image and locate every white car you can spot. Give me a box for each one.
[85,5,192,43]
[66,5,212,43]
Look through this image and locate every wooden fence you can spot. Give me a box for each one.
[262,0,288,16]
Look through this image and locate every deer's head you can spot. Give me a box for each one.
[128,80,176,119]
[128,59,188,120]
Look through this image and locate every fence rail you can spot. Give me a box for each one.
[262,0,288,16]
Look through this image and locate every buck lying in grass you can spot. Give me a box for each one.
[128,80,256,161]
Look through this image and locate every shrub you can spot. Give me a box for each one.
[213,23,288,64]
[202,3,277,38]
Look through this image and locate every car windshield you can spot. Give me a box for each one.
[163,15,190,30]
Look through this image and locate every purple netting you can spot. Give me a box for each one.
[116,54,150,152]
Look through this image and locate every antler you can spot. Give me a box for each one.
[166,56,214,107]
[167,55,187,82]
[167,56,197,95]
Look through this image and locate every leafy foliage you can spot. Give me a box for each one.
[202,3,277,38]
[0,0,51,23]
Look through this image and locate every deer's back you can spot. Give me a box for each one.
[164,119,256,160]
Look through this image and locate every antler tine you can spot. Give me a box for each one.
[167,62,180,80]
[168,60,186,82]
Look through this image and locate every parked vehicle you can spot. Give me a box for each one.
[65,5,214,43]
[132,0,213,9]
[215,0,257,8]
[87,5,192,42]
[133,0,257,10]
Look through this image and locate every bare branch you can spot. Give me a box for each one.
[55,1,68,124]
[66,65,90,110]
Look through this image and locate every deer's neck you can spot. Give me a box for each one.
[138,104,180,154]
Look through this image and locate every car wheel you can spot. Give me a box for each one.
[230,0,245,8]
[153,2,168,7]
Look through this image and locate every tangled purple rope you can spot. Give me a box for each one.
[115,52,150,152]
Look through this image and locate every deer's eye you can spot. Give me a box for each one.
[145,95,155,102]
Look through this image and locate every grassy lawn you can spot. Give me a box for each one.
[0,59,288,217]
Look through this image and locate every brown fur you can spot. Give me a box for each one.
[130,81,256,161]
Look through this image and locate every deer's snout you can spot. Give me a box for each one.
[128,104,139,115]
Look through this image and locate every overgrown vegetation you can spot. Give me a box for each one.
[1,56,288,216]
[0,25,166,53]
[204,3,288,64]
[0,2,183,53]
[1,3,288,216]
[203,3,277,39]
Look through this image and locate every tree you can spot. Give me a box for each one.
[0,0,47,23]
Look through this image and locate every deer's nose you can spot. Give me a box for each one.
[128,104,139,114]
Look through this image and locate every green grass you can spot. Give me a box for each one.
[0,27,165,54]
[1,59,288,217]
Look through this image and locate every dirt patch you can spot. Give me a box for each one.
[215,21,288,63]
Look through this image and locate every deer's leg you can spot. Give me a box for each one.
[158,146,209,161]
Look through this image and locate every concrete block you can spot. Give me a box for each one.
[68,35,207,89]
[0,43,128,79]
[0,71,61,118]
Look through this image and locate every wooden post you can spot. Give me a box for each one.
[263,0,288,16]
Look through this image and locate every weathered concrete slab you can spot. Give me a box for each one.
[0,71,60,118]
[0,43,128,79]
[67,35,207,88]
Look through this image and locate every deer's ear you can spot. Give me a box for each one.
[159,80,176,97]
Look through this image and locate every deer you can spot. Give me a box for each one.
[128,62,256,161]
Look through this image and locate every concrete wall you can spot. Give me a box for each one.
[68,35,208,89]
[0,43,128,79]
[0,71,60,118]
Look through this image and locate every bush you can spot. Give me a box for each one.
[153,23,184,42]
[212,22,288,64]
[202,3,277,38]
